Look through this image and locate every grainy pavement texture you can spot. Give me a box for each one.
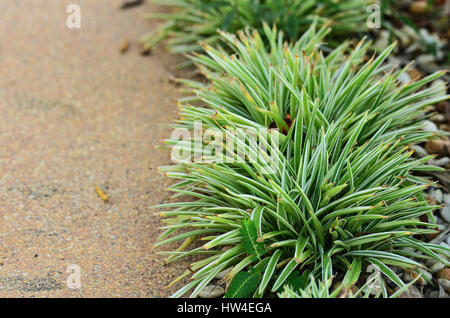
[0,0,188,297]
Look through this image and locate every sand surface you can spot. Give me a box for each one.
[0,0,188,297]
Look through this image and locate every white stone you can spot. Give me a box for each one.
[431,79,447,97]
[425,259,438,267]
[198,285,225,298]
[430,189,443,203]
[421,120,439,132]
[396,285,423,298]
[402,25,419,40]
[444,194,450,205]
[398,72,411,85]
[437,278,450,293]
[374,31,390,51]
[430,113,446,122]
[215,268,231,280]
[405,42,422,54]
[430,262,445,273]
[417,54,436,65]
[411,145,428,158]
[440,205,450,223]
[439,286,449,298]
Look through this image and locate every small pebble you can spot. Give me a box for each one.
[439,285,450,298]
[425,139,450,156]
[429,189,443,203]
[401,25,420,42]
[374,31,390,51]
[394,285,423,298]
[431,79,447,97]
[430,262,446,273]
[215,268,231,280]
[417,54,436,65]
[406,67,423,80]
[430,113,446,122]
[437,278,450,293]
[440,206,450,223]
[437,268,450,280]
[426,290,440,298]
[425,259,439,267]
[396,30,411,47]
[410,1,429,14]
[398,72,411,85]
[198,285,225,298]
[411,145,428,158]
[444,194,450,205]
[422,120,439,132]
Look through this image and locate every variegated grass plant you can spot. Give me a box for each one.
[155,25,450,297]
[278,268,422,298]
[141,0,370,55]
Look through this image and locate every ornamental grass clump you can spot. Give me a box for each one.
[141,0,370,54]
[156,25,450,298]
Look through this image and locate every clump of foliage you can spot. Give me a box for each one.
[141,0,370,54]
[156,25,450,298]
[278,268,421,298]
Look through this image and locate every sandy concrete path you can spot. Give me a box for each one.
[0,0,187,297]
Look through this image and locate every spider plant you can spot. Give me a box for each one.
[155,25,450,298]
[141,0,371,54]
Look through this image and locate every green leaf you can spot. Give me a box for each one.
[271,259,298,292]
[225,270,262,298]
[368,258,405,288]
[258,249,282,295]
[342,258,362,288]
[240,219,266,260]
[284,271,308,291]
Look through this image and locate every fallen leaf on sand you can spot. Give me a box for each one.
[120,39,129,54]
[95,185,109,202]
[120,0,144,10]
